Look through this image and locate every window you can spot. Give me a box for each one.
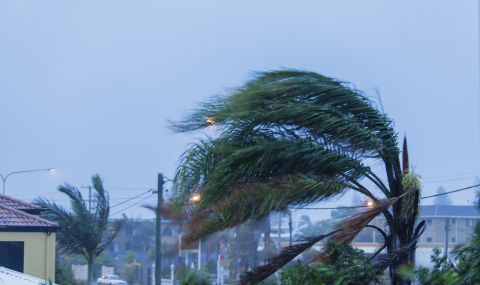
[0,242,24,272]
[163,226,173,236]
[467,219,474,227]
[451,219,456,225]
[426,219,432,225]
[426,237,433,242]
[452,237,456,243]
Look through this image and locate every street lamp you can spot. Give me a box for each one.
[0,168,55,195]
[190,193,201,203]
[189,192,202,271]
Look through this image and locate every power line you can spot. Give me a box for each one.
[105,186,153,191]
[421,184,480,199]
[110,189,153,208]
[292,205,368,210]
[294,184,480,211]
[111,194,154,216]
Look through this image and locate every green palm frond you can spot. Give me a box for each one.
[183,175,347,242]
[240,232,336,285]
[34,174,123,261]
[172,70,398,158]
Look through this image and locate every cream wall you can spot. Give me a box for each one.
[0,232,56,282]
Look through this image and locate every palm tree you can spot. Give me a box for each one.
[170,70,423,285]
[298,215,312,230]
[35,174,123,285]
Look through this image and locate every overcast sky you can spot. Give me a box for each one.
[0,1,479,220]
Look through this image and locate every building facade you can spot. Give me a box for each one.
[0,194,59,281]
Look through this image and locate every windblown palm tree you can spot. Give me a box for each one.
[170,70,423,285]
[35,174,123,285]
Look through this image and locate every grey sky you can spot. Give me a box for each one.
[0,1,478,219]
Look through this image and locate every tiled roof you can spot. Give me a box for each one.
[0,205,59,231]
[0,194,41,213]
[420,205,480,218]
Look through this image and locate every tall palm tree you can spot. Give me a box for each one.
[35,174,123,285]
[170,70,423,285]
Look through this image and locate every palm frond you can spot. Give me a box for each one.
[402,136,409,174]
[171,70,398,159]
[328,197,399,246]
[35,174,123,261]
[240,232,336,285]
[182,175,347,242]
[400,171,421,222]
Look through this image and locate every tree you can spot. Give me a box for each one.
[297,219,334,239]
[170,70,423,284]
[298,215,312,230]
[280,242,384,285]
[433,186,452,205]
[35,174,123,285]
[122,251,142,285]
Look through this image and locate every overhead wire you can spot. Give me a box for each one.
[294,184,480,210]
[110,194,154,216]
[110,189,153,208]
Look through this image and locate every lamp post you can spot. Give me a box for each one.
[189,192,202,271]
[0,168,55,195]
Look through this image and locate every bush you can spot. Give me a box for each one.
[415,248,460,285]
[280,243,384,285]
[55,263,79,285]
[180,271,210,285]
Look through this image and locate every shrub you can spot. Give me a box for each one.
[280,242,384,285]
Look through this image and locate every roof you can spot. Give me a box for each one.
[420,205,480,218]
[0,194,41,214]
[0,205,59,232]
[0,266,58,285]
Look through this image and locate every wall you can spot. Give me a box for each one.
[0,232,56,282]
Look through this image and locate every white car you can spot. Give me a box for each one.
[97,275,128,285]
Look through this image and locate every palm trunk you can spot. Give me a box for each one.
[264,215,271,260]
[390,234,415,285]
[390,195,419,285]
[87,258,94,285]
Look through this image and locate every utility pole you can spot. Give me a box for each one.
[278,213,281,250]
[235,228,240,281]
[155,173,164,285]
[288,211,293,247]
[445,217,450,263]
[81,185,92,212]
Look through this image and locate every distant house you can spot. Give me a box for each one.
[0,194,59,282]
[349,204,480,268]
[354,205,480,244]
[419,205,480,245]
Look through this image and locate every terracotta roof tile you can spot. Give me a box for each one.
[0,194,40,211]
[0,205,59,231]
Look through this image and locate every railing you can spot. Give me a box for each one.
[0,267,58,285]
[161,279,173,285]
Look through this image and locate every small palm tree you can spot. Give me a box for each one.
[298,215,312,230]
[36,174,123,285]
[170,70,423,285]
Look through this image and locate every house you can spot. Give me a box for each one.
[348,204,480,267]
[419,205,480,244]
[0,194,59,282]
[352,205,480,244]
